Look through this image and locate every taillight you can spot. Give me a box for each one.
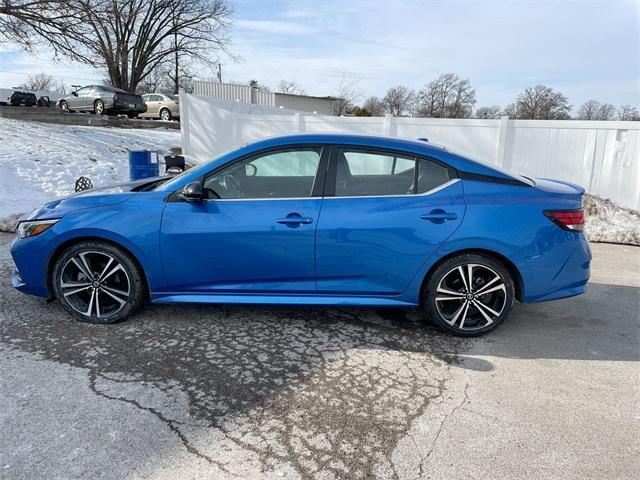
[113,93,119,101]
[544,209,585,231]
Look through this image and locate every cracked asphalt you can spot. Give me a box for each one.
[0,233,638,480]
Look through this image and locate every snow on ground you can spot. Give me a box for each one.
[0,117,180,219]
[584,194,640,246]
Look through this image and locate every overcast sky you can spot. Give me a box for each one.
[1,0,638,110]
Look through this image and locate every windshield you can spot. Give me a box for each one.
[169,95,178,101]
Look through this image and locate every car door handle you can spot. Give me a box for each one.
[421,209,458,223]
[277,213,313,226]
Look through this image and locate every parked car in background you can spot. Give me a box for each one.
[140,93,180,121]
[58,85,146,117]
[10,134,591,336]
[10,91,38,107]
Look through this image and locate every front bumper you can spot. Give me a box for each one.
[10,235,52,298]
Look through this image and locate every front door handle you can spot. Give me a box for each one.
[421,209,458,223]
[277,213,314,226]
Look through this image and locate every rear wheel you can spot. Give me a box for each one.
[160,108,172,121]
[424,254,515,336]
[52,241,146,324]
[127,112,139,119]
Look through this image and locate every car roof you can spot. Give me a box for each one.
[244,133,447,154]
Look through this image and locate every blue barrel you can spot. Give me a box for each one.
[129,150,159,181]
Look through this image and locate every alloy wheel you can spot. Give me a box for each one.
[160,109,171,121]
[434,263,507,332]
[59,251,130,318]
[95,100,104,115]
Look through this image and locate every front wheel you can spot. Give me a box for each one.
[52,241,146,324]
[424,254,515,336]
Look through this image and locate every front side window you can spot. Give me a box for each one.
[334,149,451,197]
[204,148,322,199]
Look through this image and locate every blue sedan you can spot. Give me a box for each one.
[10,134,591,336]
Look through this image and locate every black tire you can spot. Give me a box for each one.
[59,100,71,112]
[127,112,139,119]
[159,108,172,121]
[424,254,515,336]
[52,241,146,324]
[94,99,105,115]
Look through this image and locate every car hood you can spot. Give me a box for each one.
[21,177,169,221]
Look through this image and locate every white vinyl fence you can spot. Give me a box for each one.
[180,94,640,210]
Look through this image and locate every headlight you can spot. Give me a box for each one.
[16,219,60,239]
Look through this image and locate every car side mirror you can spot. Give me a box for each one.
[179,182,203,202]
[72,91,78,96]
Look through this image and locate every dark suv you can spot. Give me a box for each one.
[59,85,146,117]
[10,91,38,107]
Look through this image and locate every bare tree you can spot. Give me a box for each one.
[618,105,640,121]
[249,79,270,92]
[362,96,385,116]
[278,80,306,96]
[1,0,233,93]
[382,85,415,116]
[576,100,600,120]
[333,75,361,116]
[19,73,66,93]
[474,105,502,119]
[503,103,519,118]
[576,100,616,120]
[597,103,616,120]
[416,73,476,118]
[512,85,571,119]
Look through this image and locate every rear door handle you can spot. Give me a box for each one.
[277,213,314,226]
[421,209,458,223]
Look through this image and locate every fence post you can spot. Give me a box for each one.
[179,92,190,156]
[495,115,512,168]
[384,114,397,137]
[294,112,305,132]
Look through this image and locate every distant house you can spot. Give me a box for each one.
[192,80,338,115]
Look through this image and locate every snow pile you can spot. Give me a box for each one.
[0,117,180,220]
[584,194,640,246]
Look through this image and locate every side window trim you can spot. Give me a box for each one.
[323,145,458,199]
[199,144,330,201]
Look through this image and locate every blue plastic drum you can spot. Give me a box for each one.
[129,150,159,181]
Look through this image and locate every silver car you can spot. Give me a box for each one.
[140,94,180,121]
[59,85,146,117]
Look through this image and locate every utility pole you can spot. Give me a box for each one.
[173,11,179,95]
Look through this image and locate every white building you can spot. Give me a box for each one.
[192,81,338,115]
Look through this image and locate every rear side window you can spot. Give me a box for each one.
[336,150,416,196]
[417,158,451,193]
[334,149,451,197]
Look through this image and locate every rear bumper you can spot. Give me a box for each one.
[521,233,591,303]
[111,101,147,113]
